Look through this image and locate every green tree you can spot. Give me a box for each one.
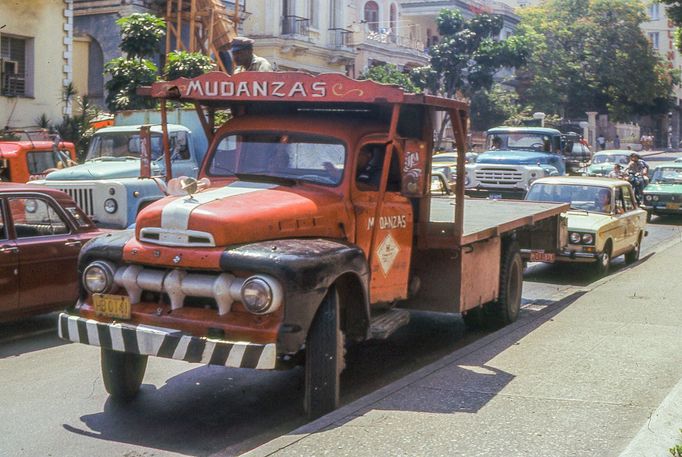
[516,0,676,119]
[164,51,216,81]
[359,64,421,93]
[104,57,158,112]
[469,84,520,131]
[116,13,166,58]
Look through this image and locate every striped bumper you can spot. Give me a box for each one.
[58,313,277,369]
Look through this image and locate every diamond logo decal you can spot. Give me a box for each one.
[376,233,400,276]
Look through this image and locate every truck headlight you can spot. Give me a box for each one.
[24,199,38,213]
[83,261,116,294]
[240,275,283,314]
[104,198,118,214]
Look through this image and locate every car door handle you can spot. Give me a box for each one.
[0,245,18,254]
[64,239,82,247]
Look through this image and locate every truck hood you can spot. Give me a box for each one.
[136,181,346,247]
[566,211,613,231]
[644,183,682,194]
[45,159,158,181]
[476,150,555,166]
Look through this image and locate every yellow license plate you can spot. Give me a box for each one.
[666,203,680,209]
[93,294,131,320]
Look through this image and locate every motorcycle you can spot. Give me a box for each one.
[627,170,646,204]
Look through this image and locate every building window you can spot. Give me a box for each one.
[649,31,660,49]
[364,1,379,32]
[390,3,397,31]
[1,35,32,97]
[648,3,660,20]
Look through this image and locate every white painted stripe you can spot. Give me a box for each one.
[67,315,79,342]
[136,326,165,356]
[256,344,277,369]
[160,182,276,231]
[226,342,247,367]
[85,319,101,347]
[109,325,125,352]
[172,335,192,360]
[200,340,217,364]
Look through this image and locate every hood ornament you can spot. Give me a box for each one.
[167,176,211,198]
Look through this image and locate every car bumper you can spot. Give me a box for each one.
[465,188,527,199]
[58,312,277,369]
[642,204,682,215]
[556,250,599,263]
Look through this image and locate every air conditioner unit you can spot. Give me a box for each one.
[2,60,19,76]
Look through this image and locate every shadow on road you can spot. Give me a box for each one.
[0,313,67,358]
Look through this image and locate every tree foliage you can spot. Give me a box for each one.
[516,0,677,119]
[116,13,166,58]
[416,9,530,98]
[359,64,421,94]
[469,84,520,130]
[164,51,216,81]
[104,57,158,112]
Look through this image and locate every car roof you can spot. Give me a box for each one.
[653,162,682,168]
[0,182,74,198]
[487,126,561,135]
[593,150,631,155]
[532,176,627,188]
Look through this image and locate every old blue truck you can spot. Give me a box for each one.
[32,110,208,228]
[465,127,566,199]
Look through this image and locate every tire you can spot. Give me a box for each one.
[304,286,345,420]
[625,233,642,265]
[488,242,523,327]
[101,348,148,401]
[592,242,612,278]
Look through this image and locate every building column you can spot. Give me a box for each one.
[586,111,598,150]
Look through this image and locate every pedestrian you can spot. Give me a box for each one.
[597,135,606,151]
[614,134,621,149]
[230,37,273,74]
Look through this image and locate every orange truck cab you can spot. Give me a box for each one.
[59,72,568,419]
[0,134,77,183]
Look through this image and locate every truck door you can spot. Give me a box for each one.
[0,199,18,312]
[351,142,413,304]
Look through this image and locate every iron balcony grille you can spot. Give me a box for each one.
[475,167,524,185]
[328,28,352,49]
[60,187,94,217]
[282,15,310,37]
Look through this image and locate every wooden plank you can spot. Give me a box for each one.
[428,198,568,246]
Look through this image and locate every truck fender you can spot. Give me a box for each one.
[219,239,370,354]
[77,229,135,299]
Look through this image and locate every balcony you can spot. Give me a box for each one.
[281,15,310,39]
[355,23,427,59]
[328,28,353,50]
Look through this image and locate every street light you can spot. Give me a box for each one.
[533,112,546,127]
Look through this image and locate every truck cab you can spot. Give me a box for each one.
[466,127,566,199]
[0,133,76,183]
[32,123,205,228]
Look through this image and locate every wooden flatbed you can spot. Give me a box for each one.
[428,197,569,246]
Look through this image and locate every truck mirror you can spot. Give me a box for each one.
[139,125,152,179]
[401,140,427,197]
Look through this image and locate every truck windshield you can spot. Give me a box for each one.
[527,183,612,213]
[487,133,559,153]
[86,132,165,161]
[208,133,346,186]
[26,151,60,174]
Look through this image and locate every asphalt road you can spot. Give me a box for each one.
[2,217,682,457]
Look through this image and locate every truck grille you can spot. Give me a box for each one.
[475,167,524,185]
[59,187,94,216]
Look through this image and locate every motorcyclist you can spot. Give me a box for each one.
[625,153,649,203]
[608,163,627,180]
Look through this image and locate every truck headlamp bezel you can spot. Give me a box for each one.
[104,198,118,214]
[240,275,283,315]
[83,261,116,294]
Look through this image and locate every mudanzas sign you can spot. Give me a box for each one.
[150,72,406,104]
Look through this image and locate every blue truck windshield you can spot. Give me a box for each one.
[487,132,560,153]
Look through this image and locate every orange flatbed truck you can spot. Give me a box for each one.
[58,72,568,419]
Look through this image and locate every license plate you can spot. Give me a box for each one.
[93,294,131,320]
[530,251,555,262]
[490,194,502,200]
[666,202,680,209]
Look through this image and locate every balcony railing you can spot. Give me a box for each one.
[282,15,310,38]
[328,28,353,49]
[359,23,426,54]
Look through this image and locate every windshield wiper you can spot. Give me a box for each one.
[234,173,296,186]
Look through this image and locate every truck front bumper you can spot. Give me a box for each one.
[58,313,277,369]
[465,187,527,199]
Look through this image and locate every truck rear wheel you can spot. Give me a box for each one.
[489,243,523,327]
[101,348,148,401]
[304,286,344,420]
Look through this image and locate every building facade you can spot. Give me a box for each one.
[1,0,74,129]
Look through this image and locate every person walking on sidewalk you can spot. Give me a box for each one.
[598,135,606,150]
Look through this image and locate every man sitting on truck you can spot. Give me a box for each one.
[356,145,384,190]
[231,37,272,73]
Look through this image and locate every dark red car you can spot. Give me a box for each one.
[0,183,105,320]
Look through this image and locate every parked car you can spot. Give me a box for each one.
[642,163,682,221]
[583,150,630,177]
[525,176,647,276]
[0,183,104,321]
[431,151,477,194]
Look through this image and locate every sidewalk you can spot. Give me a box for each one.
[246,240,682,457]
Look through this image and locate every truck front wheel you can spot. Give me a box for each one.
[304,286,345,419]
[490,243,523,326]
[101,348,148,401]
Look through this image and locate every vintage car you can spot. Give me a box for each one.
[0,183,104,320]
[525,176,647,276]
[583,150,630,177]
[642,162,682,221]
[431,151,477,194]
